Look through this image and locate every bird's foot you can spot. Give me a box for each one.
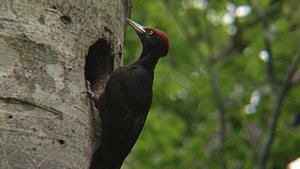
[85,80,95,99]
[83,80,98,115]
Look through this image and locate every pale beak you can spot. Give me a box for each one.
[126,18,146,34]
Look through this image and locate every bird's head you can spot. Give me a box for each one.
[126,18,170,57]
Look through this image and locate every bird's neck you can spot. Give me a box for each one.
[133,49,161,71]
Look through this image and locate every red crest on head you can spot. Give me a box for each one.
[155,29,170,52]
[145,28,170,52]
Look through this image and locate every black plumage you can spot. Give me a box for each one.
[90,18,170,169]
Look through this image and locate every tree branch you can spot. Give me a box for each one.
[208,55,227,169]
[259,51,300,169]
[247,1,300,168]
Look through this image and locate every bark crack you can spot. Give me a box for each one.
[0,96,63,118]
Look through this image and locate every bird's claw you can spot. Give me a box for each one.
[84,80,95,99]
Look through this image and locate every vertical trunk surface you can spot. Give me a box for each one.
[0,0,131,168]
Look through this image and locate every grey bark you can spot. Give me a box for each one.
[0,0,131,168]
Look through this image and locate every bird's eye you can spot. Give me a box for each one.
[149,30,154,35]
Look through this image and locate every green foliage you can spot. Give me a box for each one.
[123,0,300,168]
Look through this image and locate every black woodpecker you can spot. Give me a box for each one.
[90,18,170,169]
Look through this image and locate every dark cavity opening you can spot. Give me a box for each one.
[57,139,66,145]
[85,39,114,99]
[60,16,72,25]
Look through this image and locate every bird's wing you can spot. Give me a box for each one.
[98,66,149,165]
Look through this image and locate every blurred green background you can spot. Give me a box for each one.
[123,0,300,168]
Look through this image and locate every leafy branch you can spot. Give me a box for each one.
[259,51,300,169]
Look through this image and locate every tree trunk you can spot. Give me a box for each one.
[0,0,131,168]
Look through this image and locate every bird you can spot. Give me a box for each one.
[89,18,170,169]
